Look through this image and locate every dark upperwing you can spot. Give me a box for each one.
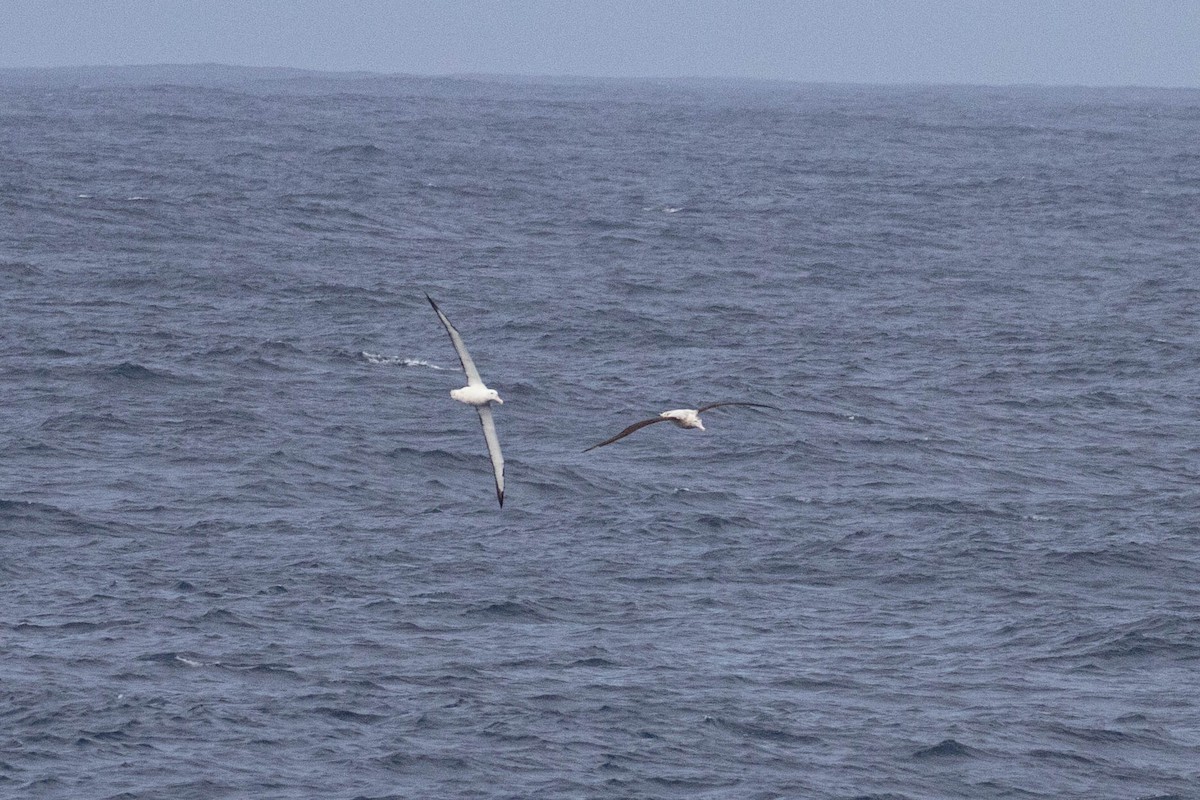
[583,417,670,452]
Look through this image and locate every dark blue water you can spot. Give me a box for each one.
[3,66,1199,799]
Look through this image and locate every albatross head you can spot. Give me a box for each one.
[487,389,504,405]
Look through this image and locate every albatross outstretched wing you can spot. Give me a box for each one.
[425,293,484,387]
[583,417,671,452]
[476,404,505,507]
[696,401,782,413]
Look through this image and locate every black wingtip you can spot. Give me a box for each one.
[425,292,438,310]
[497,491,504,508]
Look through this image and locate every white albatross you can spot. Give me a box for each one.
[426,293,505,507]
[584,402,781,452]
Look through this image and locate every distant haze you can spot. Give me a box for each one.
[3,0,1199,87]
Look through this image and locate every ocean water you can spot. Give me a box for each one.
[2,66,1199,799]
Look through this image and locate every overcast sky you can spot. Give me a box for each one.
[3,0,1198,87]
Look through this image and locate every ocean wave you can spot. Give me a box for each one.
[703,715,822,744]
[0,260,42,277]
[912,738,978,759]
[461,600,550,622]
[359,351,451,369]
[102,361,186,382]
[320,143,388,159]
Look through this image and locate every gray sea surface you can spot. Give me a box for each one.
[2,66,1199,799]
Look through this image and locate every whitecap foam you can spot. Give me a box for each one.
[360,351,449,370]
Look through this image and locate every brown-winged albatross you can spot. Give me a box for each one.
[584,402,780,452]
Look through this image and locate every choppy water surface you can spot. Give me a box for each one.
[2,67,1199,799]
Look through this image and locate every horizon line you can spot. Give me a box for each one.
[1,61,1197,93]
